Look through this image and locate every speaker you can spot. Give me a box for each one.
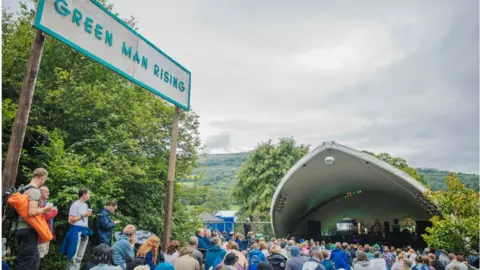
[384,221,390,235]
[307,220,322,241]
[416,221,432,235]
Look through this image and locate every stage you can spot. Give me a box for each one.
[270,142,438,249]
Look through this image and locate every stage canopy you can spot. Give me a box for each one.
[270,141,432,237]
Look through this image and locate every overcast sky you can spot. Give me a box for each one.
[4,0,479,173]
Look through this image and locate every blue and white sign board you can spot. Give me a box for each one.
[34,0,191,111]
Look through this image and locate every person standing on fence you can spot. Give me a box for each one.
[12,168,52,270]
[92,200,120,247]
[61,188,94,270]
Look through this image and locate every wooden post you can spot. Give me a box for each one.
[2,29,46,194]
[162,106,180,251]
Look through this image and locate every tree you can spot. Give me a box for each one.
[2,2,202,268]
[422,173,479,253]
[233,137,310,220]
[363,151,426,185]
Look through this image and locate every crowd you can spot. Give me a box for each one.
[2,168,480,270]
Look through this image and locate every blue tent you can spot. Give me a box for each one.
[215,211,237,234]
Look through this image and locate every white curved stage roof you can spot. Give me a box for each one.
[270,141,431,237]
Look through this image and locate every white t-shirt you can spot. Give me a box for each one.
[69,200,89,227]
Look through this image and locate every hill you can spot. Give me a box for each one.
[184,152,250,191]
[183,152,479,192]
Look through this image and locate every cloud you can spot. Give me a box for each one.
[95,0,479,173]
[203,133,231,153]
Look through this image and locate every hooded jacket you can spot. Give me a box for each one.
[113,234,134,270]
[196,234,212,250]
[267,253,287,270]
[93,207,116,246]
[205,245,227,270]
[331,248,351,270]
[355,261,375,270]
[302,258,326,270]
[286,256,309,270]
[371,258,387,270]
[248,249,266,270]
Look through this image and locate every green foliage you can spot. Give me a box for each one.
[417,168,479,191]
[423,173,479,253]
[362,151,426,185]
[178,183,233,215]
[2,2,201,268]
[233,137,310,219]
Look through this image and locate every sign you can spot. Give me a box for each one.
[34,0,191,111]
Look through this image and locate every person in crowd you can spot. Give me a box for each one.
[206,229,214,244]
[38,186,58,260]
[221,253,241,270]
[247,232,256,248]
[302,249,326,270]
[412,255,428,270]
[235,233,244,248]
[391,254,405,270]
[350,244,358,261]
[428,254,445,270]
[188,236,204,268]
[113,225,142,270]
[320,250,335,270]
[280,242,289,259]
[445,254,467,270]
[258,261,274,270]
[408,250,417,263]
[227,241,248,269]
[249,243,267,269]
[260,241,270,258]
[331,242,351,270]
[196,228,212,250]
[136,235,160,270]
[13,168,52,269]
[286,246,309,270]
[403,260,413,270]
[354,251,374,270]
[205,238,227,270]
[301,242,310,256]
[3,245,11,270]
[319,241,326,250]
[174,246,201,270]
[164,240,180,265]
[221,231,227,242]
[435,251,451,267]
[228,232,235,242]
[155,261,175,270]
[87,243,121,270]
[467,251,479,269]
[62,188,94,270]
[343,243,353,265]
[267,245,287,270]
[423,256,435,270]
[371,251,387,270]
[285,240,295,258]
[366,247,375,260]
[382,246,396,270]
[93,200,120,247]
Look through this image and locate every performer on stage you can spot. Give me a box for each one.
[373,218,382,236]
[243,218,251,237]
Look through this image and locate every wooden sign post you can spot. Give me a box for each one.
[2,29,46,194]
[162,106,180,251]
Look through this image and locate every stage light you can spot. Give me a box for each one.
[325,156,335,166]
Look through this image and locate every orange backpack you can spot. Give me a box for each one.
[7,189,53,242]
